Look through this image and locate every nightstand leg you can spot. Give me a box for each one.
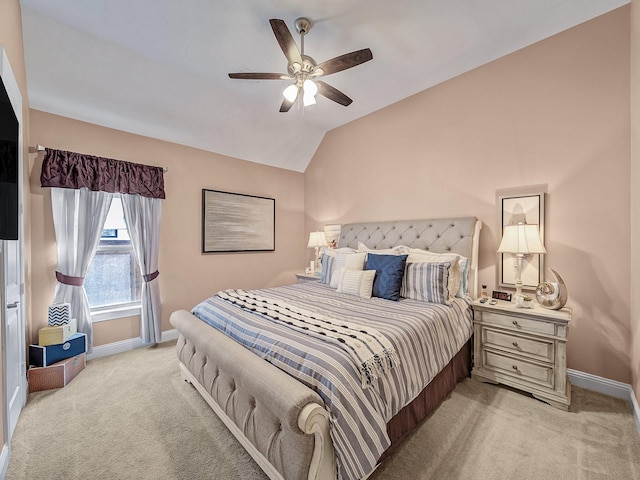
[532,379,571,411]
[532,394,570,411]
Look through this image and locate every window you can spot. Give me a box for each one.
[85,196,141,318]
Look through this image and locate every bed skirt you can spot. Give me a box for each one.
[383,340,471,459]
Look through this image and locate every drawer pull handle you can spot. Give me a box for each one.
[512,342,518,347]
[512,365,518,370]
[512,320,519,326]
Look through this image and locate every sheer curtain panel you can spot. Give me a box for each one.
[51,187,114,352]
[41,147,165,351]
[121,194,162,344]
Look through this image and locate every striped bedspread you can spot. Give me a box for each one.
[192,282,473,480]
[216,288,399,387]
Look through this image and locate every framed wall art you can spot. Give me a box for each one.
[496,186,546,291]
[202,189,275,253]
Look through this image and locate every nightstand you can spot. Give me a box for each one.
[295,272,321,284]
[471,299,571,410]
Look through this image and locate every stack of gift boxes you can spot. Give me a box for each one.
[27,303,87,393]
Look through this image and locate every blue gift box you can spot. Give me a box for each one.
[29,333,87,367]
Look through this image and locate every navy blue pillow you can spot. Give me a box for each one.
[365,254,408,301]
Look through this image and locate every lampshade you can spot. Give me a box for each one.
[283,84,298,102]
[497,224,546,254]
[307,231,328,248]
[303,94,317,106]
[303,79,318,106]
[323,224,341,246]
[303,79,318,96]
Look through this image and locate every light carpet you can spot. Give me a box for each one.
[6,340,640,480]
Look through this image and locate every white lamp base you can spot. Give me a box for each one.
[512,254,533,308]
[314,246,320,272]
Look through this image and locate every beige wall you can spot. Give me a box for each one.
[10,0,640,406]
[0,0,30,448]
[631,0,640,405]
[28,110,305,346]
[306,7,632,383]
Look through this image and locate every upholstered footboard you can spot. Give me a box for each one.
[170,310,337,480]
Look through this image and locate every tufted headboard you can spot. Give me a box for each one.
[337,217,483,298]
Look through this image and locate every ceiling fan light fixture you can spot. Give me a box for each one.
[302,79,318,106]
[303,93,317,106]
[283,84,299,102]
[303,79,318,97]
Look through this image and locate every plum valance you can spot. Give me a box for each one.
[40,148,165,199]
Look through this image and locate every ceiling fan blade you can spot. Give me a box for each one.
[228,72,290,80]
[316,81,352,106]
[280,85,299,112]
[280,97,295,113]
[269,19,303,65]
[315,48,373,76]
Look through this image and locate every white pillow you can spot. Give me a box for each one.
[404,249,462,300]
[336,268,376,299]
[357,242,406,255]
[321,247,357,257]
[330,252,367,288]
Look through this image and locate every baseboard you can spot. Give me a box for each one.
[87,329,180,361]
[568,369,640,433]
[0,443,10,480]
[631,387,640,435]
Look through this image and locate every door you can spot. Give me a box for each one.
[0,46,26,441]
[2,238,25,438]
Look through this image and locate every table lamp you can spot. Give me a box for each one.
[307,231,328,272]
[497,223,546,301]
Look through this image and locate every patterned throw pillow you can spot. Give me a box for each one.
[319,248,357,284]
[336,268,376,299]
[404,249,465,299]
[320,253,334,284]
[329,252,367,288]
[401,262,451,305]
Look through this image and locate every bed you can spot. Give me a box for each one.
[170,217,482,480]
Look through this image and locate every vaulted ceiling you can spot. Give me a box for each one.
[20,0,627,172]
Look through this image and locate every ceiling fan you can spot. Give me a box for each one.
[228,18,373,112]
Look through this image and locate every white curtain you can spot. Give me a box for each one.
[121,193,162,344]
[51,187,113,352]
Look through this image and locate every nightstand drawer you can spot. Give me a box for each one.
[483,328,554,363]
[484,351,554,389]
[481,311,555,336]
